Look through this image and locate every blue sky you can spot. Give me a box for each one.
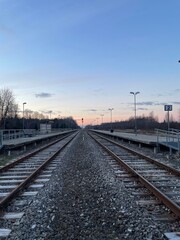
[0,0,180,125]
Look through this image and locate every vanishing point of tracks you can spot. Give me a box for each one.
[89,131,180,218]
[0,131,77,210]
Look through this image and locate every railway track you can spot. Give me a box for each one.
[89,131,180,219]
[0,131,78,237]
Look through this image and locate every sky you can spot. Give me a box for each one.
[0,0,180,126]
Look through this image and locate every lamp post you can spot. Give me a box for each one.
[49,110,52,119]
[108,108,114,132]
[100,114,104,124]
[130,92,140,135]
[23,102,27,130]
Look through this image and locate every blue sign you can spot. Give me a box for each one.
[164,105,172,111]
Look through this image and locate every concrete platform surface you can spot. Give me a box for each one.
[93,130,180,151]
[1,130,75,149]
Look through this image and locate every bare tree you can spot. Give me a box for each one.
[24,109,33,119]
[0,88,18,128]
[24,110,46,120]
[31,111,45,120]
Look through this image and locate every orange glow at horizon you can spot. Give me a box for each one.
[76,112,179,126]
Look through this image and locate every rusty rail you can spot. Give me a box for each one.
[89,132,180,217]
[0,132,78,209]
[92,132,180,177]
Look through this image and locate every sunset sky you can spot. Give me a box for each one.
[0,0,180,126]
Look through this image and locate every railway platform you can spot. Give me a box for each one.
[92,129,180,153]
[0,129,77,153]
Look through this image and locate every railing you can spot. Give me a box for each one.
[0,129,37,145]
[155,128,180,152]
[0,128,76,146]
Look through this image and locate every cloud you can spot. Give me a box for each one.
[174,89,180,93]
[83,109,97,112]
[137,107,148,111]
[35,92,53,98]
[137,101,167,106]
[137,101,155,106]
[172,101,180,105]
[154,89,180,97]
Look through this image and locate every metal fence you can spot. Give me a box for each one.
[156,128,180,152]
[0,129,37,145]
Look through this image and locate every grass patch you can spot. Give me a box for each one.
[0,155,15,167]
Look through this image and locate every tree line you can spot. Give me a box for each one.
[1,87,179,131]
[85,115,180,132]
[0,88,79,130]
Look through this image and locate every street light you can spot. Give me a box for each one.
[23,102,27,130]
[100,114,104,124]
[130,92,140,135]
[108,108,114,132]
[49,110,52,119]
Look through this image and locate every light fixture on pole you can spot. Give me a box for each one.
[49,110,52,119]
[108,108,114,132]
[100,114,104,124]
[23,102,27,130]
[130,92,140,135]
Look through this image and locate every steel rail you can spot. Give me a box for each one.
[91,131,180,176]
[89,132,180,217]
[0,131,75,173]
[0,132,78,209]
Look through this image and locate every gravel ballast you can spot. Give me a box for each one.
[7,130,180,239]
